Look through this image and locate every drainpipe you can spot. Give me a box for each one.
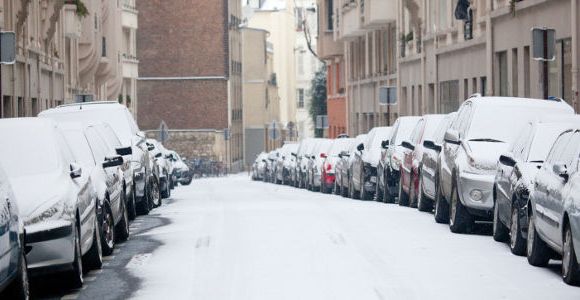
[485,0,493,96]
[572,0,579,112]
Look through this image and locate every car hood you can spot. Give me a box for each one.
[9,171,69,218]
[362,149,381,167]
[466,141,510,170]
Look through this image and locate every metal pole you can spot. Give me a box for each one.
[543,30,549,99]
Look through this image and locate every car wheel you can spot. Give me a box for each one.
[4,242,30,300]
[449,179,473,234]
[149,178,162,208]
[341,178,349,197]
[398,176,409,206]
[127,184,137,221]
[434,182,449,224]
[417,176,432,212]
[409,173,418,208]
[383,175,395,204]
[349,178,359,200]
[563,225,580,285]
[100,203,115,256]
[84,214,103,270]
[526,213,551,267]
[492,201,509,242]
[360,176,371,200]
[67,221,84,289]
[509,206,526,256]
[115,196,130,242]
[375,180,384,202]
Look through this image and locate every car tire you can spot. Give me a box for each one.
[409,173,418,208]
[526,213,551,267]
[100,203,115,256]
[398,176,409,206]
[449,179,473,234]
[434,182,449,224]
[509,206,526,256]
[84,215,103,270]
[349,178,359,200]
[150,178,162,208]
[563,225,580,285]
[417,176,432,212]
[384,176,395,204]
[493,202,509,242]
[375,180,384,202]
[67,221,84,289]
[115,196,130,242]
[360,176,371,201]
[3,242,30,300]
[341,178,349,198]
[127,184,137,221]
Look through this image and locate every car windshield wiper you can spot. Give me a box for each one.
[529,160,544,163]
[468,138,505,143]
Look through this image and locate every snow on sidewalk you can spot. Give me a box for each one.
[129,174,580,300]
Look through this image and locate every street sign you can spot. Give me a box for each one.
[531,27,556,61]
[0,32,15,64]
[379,86,397,105]
[269,121,280,140]
[159,121,169,143]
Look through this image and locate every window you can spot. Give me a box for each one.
[497,51,508,96]
[524,46,531,97]
[32,98,38,116]
[297,88,305,108]
[480,77,487,96]
[2,96,11,118]
[546,131,573,165]
[549,39,573,103]
[295,8,304,31]
[439,80,459,113]
[512,48,518,96]
[326,0,333,31]
[438,0,448,30]
[17,97,24,117]
[560,132,580,172]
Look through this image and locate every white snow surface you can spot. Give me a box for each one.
[130,175,580,300]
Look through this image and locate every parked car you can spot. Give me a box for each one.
[493,119,579,255]
[171,152,191,185]
[39,101,151,217]
[440,96,574,233]
[275,143,299,185]
[381,117,421,203]
[264,150,279,183]
[337,134,367,197]
[146,139,172,199]
[295,138,317,188]
[350,127,392,200]
[398,115,446,208]
[0,118,104,288]
[526,128,580,285]
[322,138,353,194]
[307,139,333,191]
[58,122,130,255]
[0,165,28,299]
[418,112,457,220]
[252,152,268,181]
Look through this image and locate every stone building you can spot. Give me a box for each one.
[0,0,137,119]
[137,0,243,171]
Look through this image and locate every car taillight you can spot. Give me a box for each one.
[326,163,332,171]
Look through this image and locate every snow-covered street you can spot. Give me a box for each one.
[125,174,580,300]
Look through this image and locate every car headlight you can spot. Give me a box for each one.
[24,196,72,226]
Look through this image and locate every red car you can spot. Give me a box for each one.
[399,114,446,207]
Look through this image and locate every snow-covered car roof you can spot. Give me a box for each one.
[328,138,354,156]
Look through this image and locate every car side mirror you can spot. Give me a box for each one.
[311,155,316,159]
[147,144,155,151]
[423,140,442,152]
[499,153,516,167]
[381,140,389,149]
[116,146,133,156]
[357,143,365,151]
[70,163,82,179]
[320,153,327,158]
[291,152,297,157]
[401,141,415,151]
[103,155,124,168]
[444,129,461,145]
[262,159,267,163]
[553,163,569,181]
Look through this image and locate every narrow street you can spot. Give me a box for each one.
[32,174,578,300]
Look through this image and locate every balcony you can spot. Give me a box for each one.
[361,0,396,28]
[122,53,139,79]
[317,31,342,59]
[122,0,138,29]
[64,4,82,38]
[339,1,365,39]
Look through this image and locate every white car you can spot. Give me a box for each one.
[440,96,574,233]
[0,118,102,288]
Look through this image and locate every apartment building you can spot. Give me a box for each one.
[0,0,136,119]
[137,0,244,171]
[244,0,299,139]
[397,0,580,115]
[336,0,399,136]
[241,27,282,164]
[317,0,347,138]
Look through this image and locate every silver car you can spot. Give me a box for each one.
[0,118,103,288]
[440,96,574,233]
[307,139,333,191]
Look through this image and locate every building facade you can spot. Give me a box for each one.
[317,0,347,138]
[0,0,136,119]
[241,27,282,165]
[137,0,243,171]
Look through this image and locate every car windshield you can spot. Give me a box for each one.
[0,127,60,177]
[329,139,353,156]
[527,125,572,162]
[393,119,419,146]
[44,109,136,145]
[467,105,559,143]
